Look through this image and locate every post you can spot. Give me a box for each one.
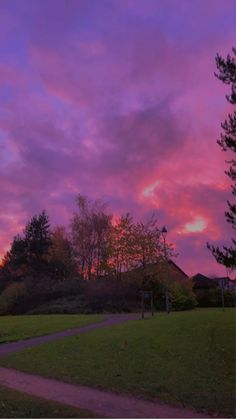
[141,291,144,319]
[162,226,170,315]
[151,291,154,317]
[221,278,225,312]
[165,291,170,314]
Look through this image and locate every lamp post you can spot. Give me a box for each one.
[161,226,170,314]
[221,275,225,312]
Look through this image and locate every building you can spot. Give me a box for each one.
[167,260,189,282]
[123,259,189,284]
[192,273,236,291]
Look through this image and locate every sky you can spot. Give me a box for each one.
[0,0,235,277]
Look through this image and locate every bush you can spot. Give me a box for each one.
[27,295,88,314]
[82,278,140,313]
[0,282,27,314]
[0,276,85,315]
[170,280,197,311]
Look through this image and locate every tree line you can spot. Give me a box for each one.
[0,194,173,288]
[2,195,195,315]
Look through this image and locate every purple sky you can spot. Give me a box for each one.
[0,0,235,277]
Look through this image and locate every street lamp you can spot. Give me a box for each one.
[161,226,170,314]
[161,226,167,239]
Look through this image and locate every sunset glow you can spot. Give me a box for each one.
[184,217,207,233]
[0,0,235,277]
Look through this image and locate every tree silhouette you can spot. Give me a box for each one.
[1,211,52,282]
[208,47,236,270]
[24,210,52,274]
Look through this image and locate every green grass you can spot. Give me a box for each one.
[0,314,103,343]
[0,309,235,416]
[0,385,98,417]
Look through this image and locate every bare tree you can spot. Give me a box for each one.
[71,195,112,279]
[49,226,76,279]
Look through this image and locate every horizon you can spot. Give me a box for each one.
[0,0,235,277]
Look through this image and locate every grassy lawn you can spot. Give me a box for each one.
[0,385,98,417]
[0,314,103,343]
[0,309,235,416]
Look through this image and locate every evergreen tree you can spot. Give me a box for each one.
[24,210,52,274]
[2,211,52,280]
[208,47,236,269]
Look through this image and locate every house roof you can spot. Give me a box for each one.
[192,273,218,289]
[192,273,210,281]
[192,273,236,289]
[122,259,188,282]
[168,260,188,278]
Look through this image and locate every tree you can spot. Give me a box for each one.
[24,210,52,275]
[71,195,112,279]
[48,226,76,280]
[111,213,134,278]
[208,47,236,270]
[0,237,27,292]
[4,235,28,279]
[131,215,162,270]
[2,211,52,281]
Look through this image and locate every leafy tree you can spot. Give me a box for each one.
[0,249,18,292]
[0,235,29,287]
[208,47,236,270]
[110,213,174,282]
[131,215,162,270]
[111,213,134,278]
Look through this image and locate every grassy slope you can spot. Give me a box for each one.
[0,314,103,343]
[0,309,235,416]
[0,385,98,418]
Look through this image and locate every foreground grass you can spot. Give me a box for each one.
[0,314,103,343]
[0,385,98,418]
[0,309,235,416]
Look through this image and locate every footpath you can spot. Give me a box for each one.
[0,313,139,357]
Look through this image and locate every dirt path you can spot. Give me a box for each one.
[0,313,140,357]
[0,367,209,418]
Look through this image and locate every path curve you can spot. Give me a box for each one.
[0,313,139,357]
[0,367,210,418]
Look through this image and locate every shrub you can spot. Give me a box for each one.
[170,280,197,311]
[0,282,27,314]
[82,278,140,313]
[27,295,88,314]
